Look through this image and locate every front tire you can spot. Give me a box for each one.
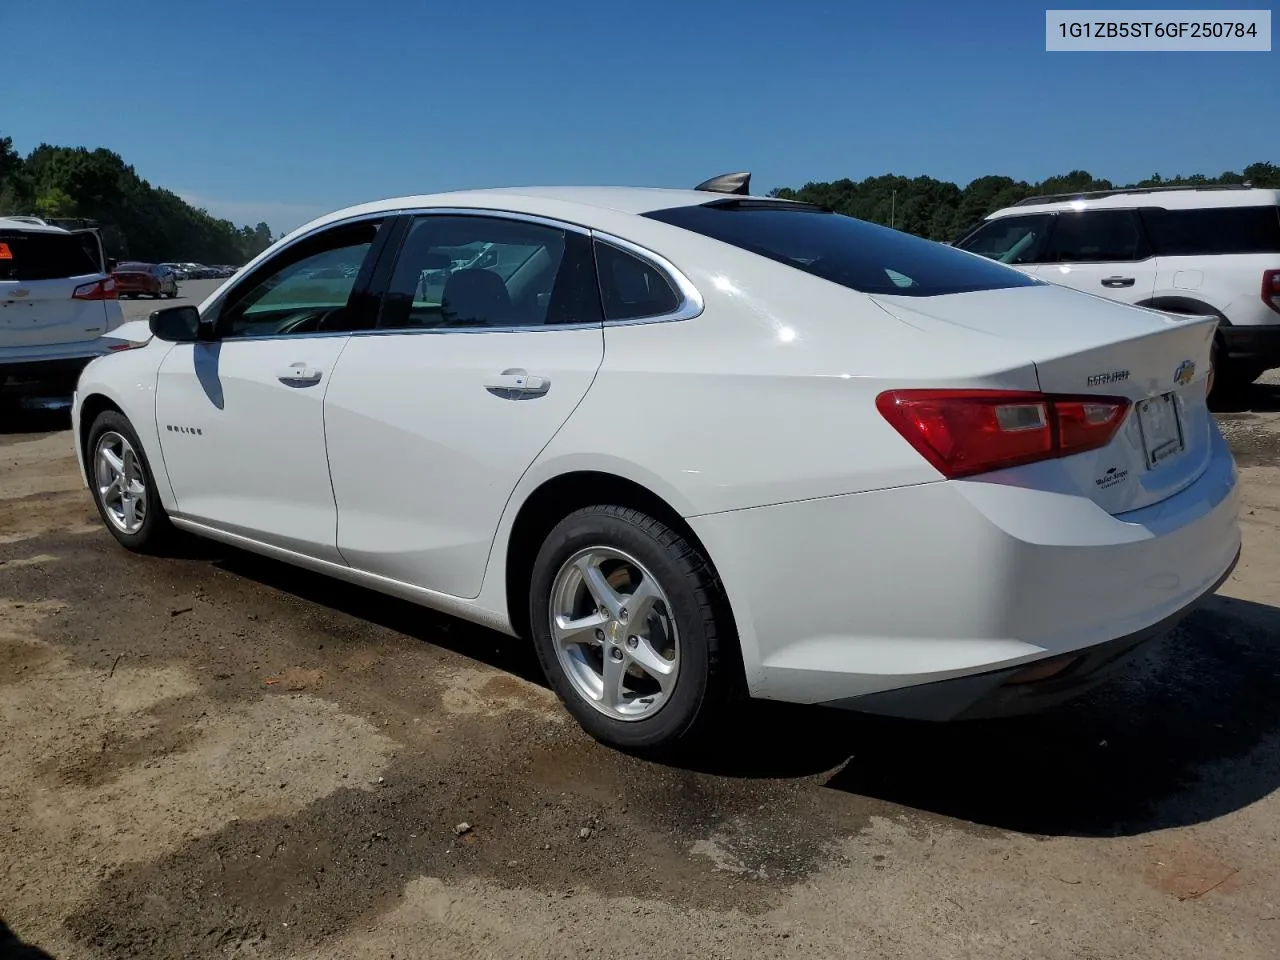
[86,410,173,552]
[529,505,734,753]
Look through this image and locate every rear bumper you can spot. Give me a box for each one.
[689,424,1242,715]
[825,545,1239,720]
[0,337,134,391]
[1219,322,1280,367]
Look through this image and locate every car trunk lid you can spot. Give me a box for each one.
[871,283,1219,515]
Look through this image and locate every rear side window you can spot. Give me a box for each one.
[954,214,1054,264]
[1045,210,1149,262]
[0,231,100,282]
[594,242,680,320]
[379,215,602,330]
[1141,205,1280,256]
[644,202,1040,297]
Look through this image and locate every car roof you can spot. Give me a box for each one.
[987,186,1280,219]
[387,186,722,215]
[278,185,787,244]
[0,216,74,235]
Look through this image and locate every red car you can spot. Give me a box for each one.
[111,261,178,299]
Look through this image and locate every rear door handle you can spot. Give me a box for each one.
[277,362,324,386]
[1100,276,1136,288]
[486,368,550,399]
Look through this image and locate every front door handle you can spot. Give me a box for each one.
[278,362,323,386]
[486,368,550,399]
[1100,276,1136,288]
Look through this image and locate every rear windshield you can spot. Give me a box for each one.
[115,262,151,272]
[1139,205,1280,256]
[0,230,101,282]
[642,202,1041,297]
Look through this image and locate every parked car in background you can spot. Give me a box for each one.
[112,261,179,299]
[72,175,1239,751]
[1,216,128,397]
[161,262,190,280]
[181,263,222,279]
[953,184,1280,395]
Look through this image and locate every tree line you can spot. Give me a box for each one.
[0,134,274,265]
[3,132,1276,261]
[770,162,1280,241]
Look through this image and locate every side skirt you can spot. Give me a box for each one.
[169,516,517,636]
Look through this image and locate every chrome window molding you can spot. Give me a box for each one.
[201,209,392,320]
[589,230,705,326]
[219,322,605,343]
[196,207,703,341]
[397,206,593,236]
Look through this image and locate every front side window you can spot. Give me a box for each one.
[215,219,382,338]
[1140,205,1280,256]
[644,201,1041,297]
[1045,210,1149,263]
[379,215,602,330]
[0,230,100,282]
[954,214,1055,264]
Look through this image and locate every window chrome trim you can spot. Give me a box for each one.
[198,207,702,341]
[215,322,606,343]
[199,209,393,327]
[395,206,594,236]
[589,230,704,326]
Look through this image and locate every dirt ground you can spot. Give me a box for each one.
[3,303,1280,958]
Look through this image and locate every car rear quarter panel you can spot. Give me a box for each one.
[472,229,1044,633]
[544,235,1042,517]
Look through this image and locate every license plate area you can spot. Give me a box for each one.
[1136,392,1184,469]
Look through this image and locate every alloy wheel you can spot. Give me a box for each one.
[549,546,680,721]
[94,431,147,535]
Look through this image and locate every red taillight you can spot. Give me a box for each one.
[72,277,118,301]
[1263,269,1280,315]
[876,390,1131,479]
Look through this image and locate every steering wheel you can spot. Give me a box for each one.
[276,309,341,335]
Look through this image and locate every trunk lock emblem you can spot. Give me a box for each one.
[1174,361,1196,386]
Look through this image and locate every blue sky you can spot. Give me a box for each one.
[4,0,1274,233]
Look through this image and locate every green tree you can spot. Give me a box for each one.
[1,134,279,264]
[770,161,1277,241]
[0,135,33,215]
[34,185,77,217]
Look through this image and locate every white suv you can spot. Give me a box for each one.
[1,216,127,398]
[953,185,1280,393]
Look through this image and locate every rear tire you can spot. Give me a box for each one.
[86,410,174,553]
[1207,335,1257,404]
[529,505,736,754]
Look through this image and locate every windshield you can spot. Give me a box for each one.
[954,214,1056,264]
[644,201,1042,297]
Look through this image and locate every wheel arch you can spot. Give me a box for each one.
[501,470,742,679]
[1135,295,1229,323]
[75,372,177,510]
[76,392,126,484]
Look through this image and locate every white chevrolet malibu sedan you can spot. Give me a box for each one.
[71,174,1241,751]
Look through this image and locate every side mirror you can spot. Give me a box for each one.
[106,257,118,272]
[149,305,212,343]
